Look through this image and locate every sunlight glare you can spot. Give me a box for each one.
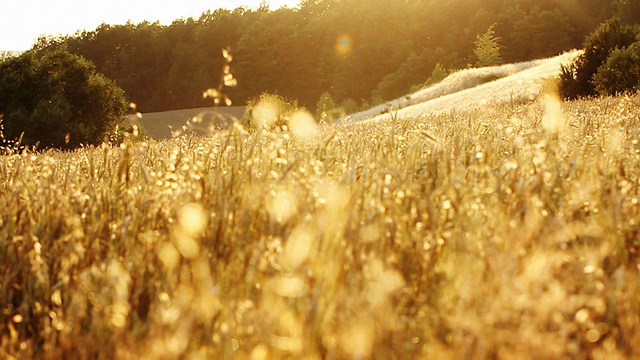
[252,99,280,130]
[541,93,567,133]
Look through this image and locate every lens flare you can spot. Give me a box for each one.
[336,33,354,56]
[253,98,281,130]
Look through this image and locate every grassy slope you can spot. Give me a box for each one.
[2,55,640,359]
[349,50,581,122]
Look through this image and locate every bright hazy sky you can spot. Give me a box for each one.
[1,0,300,51]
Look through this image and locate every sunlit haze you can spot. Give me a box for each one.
[1,0,300,51]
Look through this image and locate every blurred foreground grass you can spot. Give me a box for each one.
[1,93,640,359]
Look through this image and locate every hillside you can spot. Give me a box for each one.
[348,50,581,123]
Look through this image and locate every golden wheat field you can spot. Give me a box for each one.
[2,89,640,359]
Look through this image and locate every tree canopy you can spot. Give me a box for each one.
[475,24,503,67]
[0,50,127,149]
[560,18,640,99]
[32,0,629,112]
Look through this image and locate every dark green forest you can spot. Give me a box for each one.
[33,0,640,113]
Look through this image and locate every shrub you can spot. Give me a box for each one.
[409,63,449,93]
[427,63,448,85]
[560,18,638,99]
[242,92,302,130]
[0,50,127,149]
[340,97,358,114]
[593,41,640,95]
[474,24,502,67]
[315,91,337,123]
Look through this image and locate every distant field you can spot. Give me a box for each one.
[138,106,246,139]
[349,51,580,122]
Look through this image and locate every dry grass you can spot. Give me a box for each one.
[1,90,640,359]
[349,50,581,122]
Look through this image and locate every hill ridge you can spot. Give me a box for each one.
[347,50,581,123]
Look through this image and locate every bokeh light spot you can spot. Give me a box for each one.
[289,110,318,142]
[336,33,354,56]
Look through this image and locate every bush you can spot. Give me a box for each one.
[242,93,302,130]
[372,52,438,102]
[593,41,640,95]
[0,50,127,149]
[560,18,638,99]
[474,24,502,67]
[315,91,337,123]
[409,63,449,93]
[340,97,358,114]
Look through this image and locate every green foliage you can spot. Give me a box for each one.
[411,63,450,93]
[32,0,626,113]
[372,51,431,102]
[0,51,20,62]
[428,63,448,85]
[593,42,640,95]
[359,98,371,111]
[340,97,358,114]
[0,50,127,149]
[501,6,575,61]
[370,94,385,108]
[474,24,502,67]
[560,18,638,99]
[616,0,640,24]
[315,91,337,123]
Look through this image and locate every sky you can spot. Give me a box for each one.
[1,0,301,51]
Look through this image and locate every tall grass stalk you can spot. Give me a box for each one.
[1,92,640,359]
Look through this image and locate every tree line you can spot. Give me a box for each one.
[29,0,640,113]
[561,17,640,99]
[0,50,128,150]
